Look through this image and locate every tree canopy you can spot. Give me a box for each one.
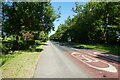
[50,2,120,45]
[2,2,60,40]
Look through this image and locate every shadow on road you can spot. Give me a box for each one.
[53,41,120,64]
[95,54,120,64]
[55,42,91,49]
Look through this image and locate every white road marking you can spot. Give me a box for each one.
[71,52,117,73]
[88,53,96,57]
[93,52,100,54]
[82,55,98,62]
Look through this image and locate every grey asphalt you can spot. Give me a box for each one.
[33,41,91,78]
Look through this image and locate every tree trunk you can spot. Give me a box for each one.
[103,3,109,44]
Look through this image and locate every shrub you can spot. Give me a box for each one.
[2,43,10,54]
[17,40,25,50]
[35,40,41,45]
[26,40,35,46]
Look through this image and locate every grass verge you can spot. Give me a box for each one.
[1,43,46,78]
[65,42,119,55]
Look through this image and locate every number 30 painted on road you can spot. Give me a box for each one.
[71,52,117,73]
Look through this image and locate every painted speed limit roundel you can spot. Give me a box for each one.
[71,52,117,73]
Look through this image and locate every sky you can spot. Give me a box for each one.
[49,2,87,36]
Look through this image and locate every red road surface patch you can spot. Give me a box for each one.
[88,62,109,68]
[65,51,119,78]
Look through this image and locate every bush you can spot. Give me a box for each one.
[17,40,26,50]
[2,38,36,54]
[26,40,35,46]
[2,44,10,54]
[12,40,27,50]
[11,40,18,50]
[2,41,13,54]
[2,40,25,54]
[35,40,41,45]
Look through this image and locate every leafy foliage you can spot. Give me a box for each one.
[2,2,60,54]
[50,2,120,45]
[2,2,58,35]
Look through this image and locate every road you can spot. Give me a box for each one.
[34,41,119,78]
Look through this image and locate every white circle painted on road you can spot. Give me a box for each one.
[71,52,117,73]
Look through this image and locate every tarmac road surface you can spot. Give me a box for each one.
[34,41,119,78]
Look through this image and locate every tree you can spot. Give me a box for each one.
[39,31,48,42]
[2,2,59,39]
[51,2,120,45]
